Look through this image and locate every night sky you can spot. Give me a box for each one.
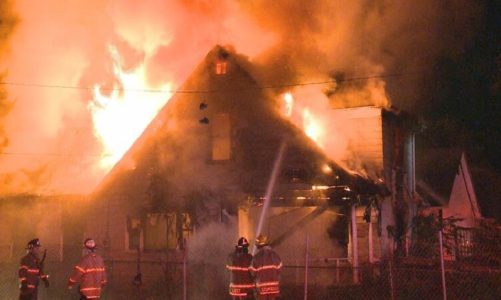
[413,0,500,174]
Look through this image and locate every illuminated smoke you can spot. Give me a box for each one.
[245,0,480,110]
[0,0,17,153]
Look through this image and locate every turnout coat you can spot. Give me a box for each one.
[18,253,48,298]
[226,250,254,297]
[250,246,282,296]
[68,252,107,299]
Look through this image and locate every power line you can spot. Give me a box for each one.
[0,70,425,158]
[0,71,424,95]
[0,152,109,157]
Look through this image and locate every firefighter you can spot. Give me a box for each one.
[226,237,254,299]
[68,238,107,299]
[250,235,282,300]
[18,238,49,300]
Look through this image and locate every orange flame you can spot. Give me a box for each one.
[280,85,390,178]
[302,108,324,146]
[281,91,326,146]
[283,92,294,117]
[89,45,173,170]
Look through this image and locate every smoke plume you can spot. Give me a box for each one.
[244,0,481,109]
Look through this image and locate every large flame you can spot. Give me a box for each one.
[89,45,173,170]
[302,108,324,146]
[281,91,326,147]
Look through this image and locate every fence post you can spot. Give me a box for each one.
[134,246,142,300]
[183,238,187,300]
[59,233,64,262]
[336,259,340,284]
[438,209,447,300]
[296,258,300,285]
[9,242,14,261]
[389,258,395,300]
[369,217,374,263]
[304,233,309,300]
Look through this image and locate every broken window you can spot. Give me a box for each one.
[215,61,228,75]
[181,213,192,241]
[211,113,231,161]
[126,215,142,251]
[143,213,177,251]
[128,212,193,251]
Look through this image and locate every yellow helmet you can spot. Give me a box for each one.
[255,234,269,247]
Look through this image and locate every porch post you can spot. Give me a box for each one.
[351,205,359,283]
[369,218,374,263]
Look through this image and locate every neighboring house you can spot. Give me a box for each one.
[417,151,481,227]
[416,148,501,258]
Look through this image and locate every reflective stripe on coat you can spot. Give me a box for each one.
[250,246,282,296]
[226,251,254,296]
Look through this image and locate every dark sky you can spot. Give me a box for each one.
[405,0,500,174]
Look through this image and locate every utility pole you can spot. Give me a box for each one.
[438,209,447,300]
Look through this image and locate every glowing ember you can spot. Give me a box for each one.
[312,185,329,190]
[322,164,333,174]
[89,45,173,170]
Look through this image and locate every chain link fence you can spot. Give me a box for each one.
[1,221,500,299]
[0,257,499,299]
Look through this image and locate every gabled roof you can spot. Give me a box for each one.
[92,46,376,208]
[416,147,463,206]
[416,147,501,220]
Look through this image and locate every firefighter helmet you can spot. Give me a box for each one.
[84,238,97,251]
[237,237,249,248]
[255,235,269,247]
[26,238,41,250]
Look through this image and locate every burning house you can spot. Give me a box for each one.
[86,45,415,291]
[0,1,497,298]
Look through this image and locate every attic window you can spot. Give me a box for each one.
[215,61,228,75]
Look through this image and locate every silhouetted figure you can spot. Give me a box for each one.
[226,237,254,300]
[18,238,49,300]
